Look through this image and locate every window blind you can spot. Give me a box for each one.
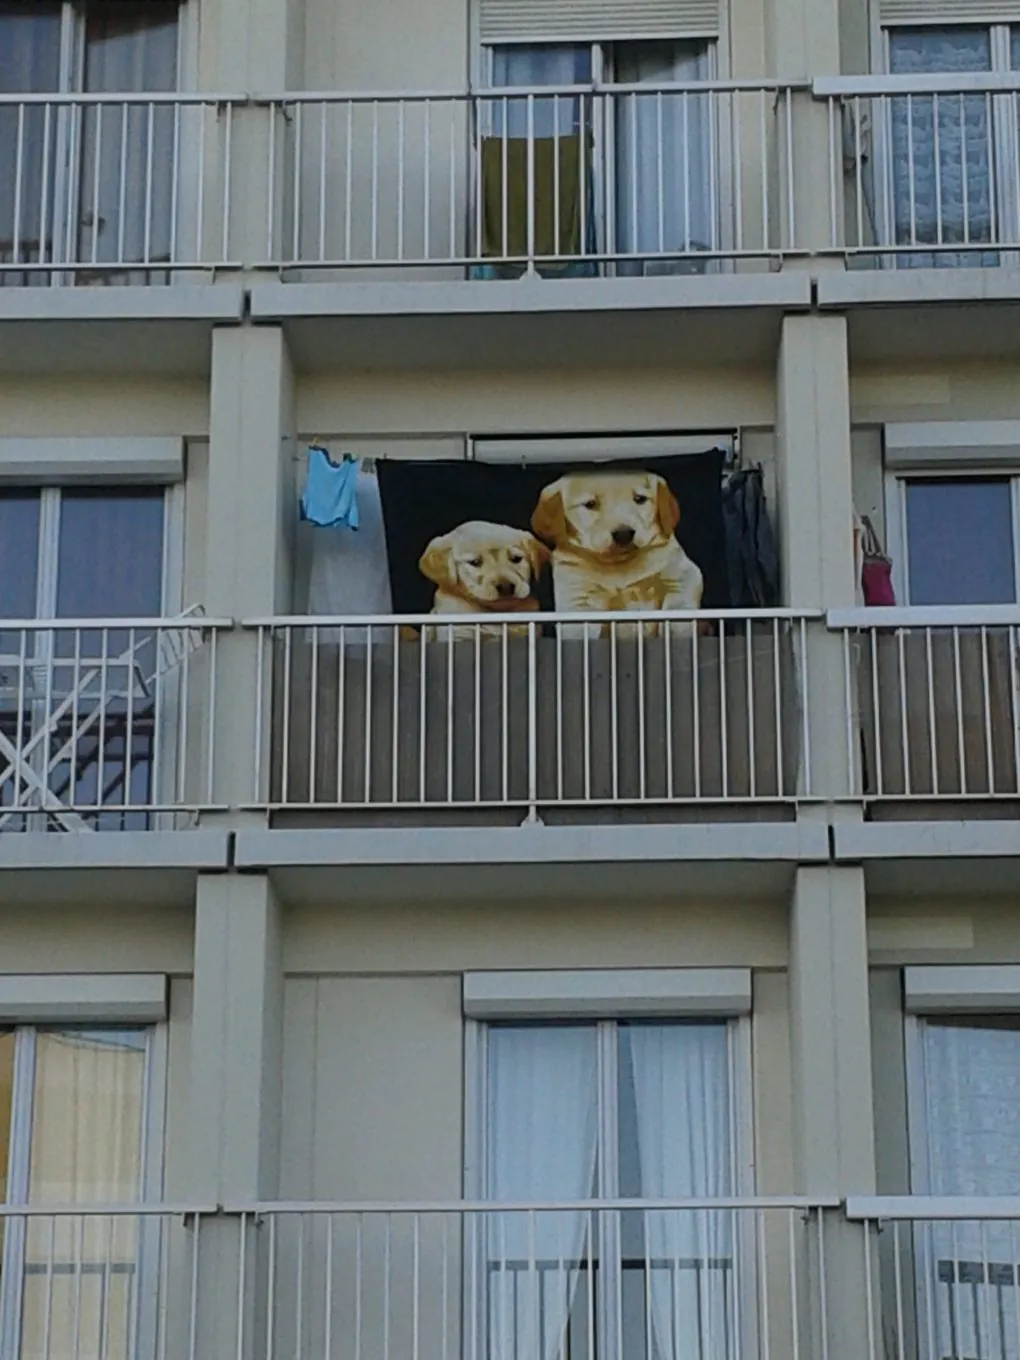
[880,0,1020,24]
[479,0,719,44]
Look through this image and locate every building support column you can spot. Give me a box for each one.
[206,324,295,811]
[186,871,284,1357]
[789,864,879,1359]
[776,312,861,802]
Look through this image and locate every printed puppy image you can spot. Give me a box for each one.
[531,470,703,635]
[419,521,550,638]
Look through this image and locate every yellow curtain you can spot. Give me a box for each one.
[480,134,586,260]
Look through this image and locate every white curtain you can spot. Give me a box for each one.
[485,1026,599,1360]
[306,468,393,643]
[887,28,996,268]
[79,4,179,273]
[20,1029,148,1360]
[490,45,591,139]
[920,1020,1020,1360]
[0,5,61,282]
[614,41,714,273]
[627,1024,732,1360]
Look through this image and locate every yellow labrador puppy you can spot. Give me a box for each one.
[419,521,549,639]
[531,470,703,635]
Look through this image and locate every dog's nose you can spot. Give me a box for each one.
[496,580,517,598]
[611,526,636,546]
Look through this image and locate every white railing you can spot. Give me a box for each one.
[847,1195,1020,1360]
[261,84,802,272]
[830,607,1020,801]
[0,93,244,282]
[245,610,815,814]
[0,616,229,831]
[3,1199,831,1360]
[816,74,1020,264]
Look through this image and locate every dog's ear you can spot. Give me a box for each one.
[419,533,456,587]
[531,480,567,546]
[654,476,681,536]
[524,534,551,578]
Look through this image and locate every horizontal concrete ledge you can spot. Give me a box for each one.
[817,267,1020,309]
[235,821,830,870]
[0,283,246,324]
[835,820,1020,861]
[0,830,231,872]
[250,273,813,320]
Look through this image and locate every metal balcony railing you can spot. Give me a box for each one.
[0,92,243,283]
[830,607,1020,802]
[0,1198,833,1360]
[816,73,1020,266]
[244,610,817,816]
[0,614,229,831]
[261,83,803,273]
[847,1195,1020,1360]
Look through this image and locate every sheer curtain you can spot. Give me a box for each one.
[627,1024,733,1360]
[0,4,61,284]
[888,28,996,267]
[614,41,714,274]
[21,1029,148,1360]
[485,1026,599,1360]
[80,2,179,275]
[920,1020,1020,1360]
[490,45,591,138]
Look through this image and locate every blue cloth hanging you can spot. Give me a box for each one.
[300,447,360,530]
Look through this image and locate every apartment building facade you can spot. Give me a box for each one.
[0,0,1018,1355]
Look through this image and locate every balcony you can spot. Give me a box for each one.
[0,1197,834,1360]
[0,615,227,833]
[246,610,816,825]
[831,608,1020,814]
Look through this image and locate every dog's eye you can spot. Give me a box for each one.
[633,493,649,505]
[583,498,599,510]
[468,557,483,568]
[509,552,524,564]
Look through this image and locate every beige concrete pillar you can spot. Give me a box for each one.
[206,325,295,810]
[789,864,878,1359]
[186,872,284,1358]
[776,312,860,801]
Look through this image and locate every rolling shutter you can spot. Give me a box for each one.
[880,0,1020,22]
[479,0,719,44]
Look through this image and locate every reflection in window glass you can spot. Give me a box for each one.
[905,478,1016,604]
[56,489,165,619]
[0,491,40,619]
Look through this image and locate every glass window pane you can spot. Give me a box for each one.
[0,491,40,618]
[614,41,715,267]
[888,28,994,268]
[56,489,165,619]
[0,4,61,280]
[490,44,591,136]
[22,1030,148,1360]
[905,477,1016,604]
[27,1029,147,1203]
[80,3,179,271]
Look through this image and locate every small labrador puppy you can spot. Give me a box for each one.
[531,470,703,635]
[419,520,549,639]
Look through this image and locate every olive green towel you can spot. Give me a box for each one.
[480,134,585,260]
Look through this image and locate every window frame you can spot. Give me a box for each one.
[0,1017,168,1359]
[883,465,1020,604]
[476,36,727,271]
[463,1001,755,1360]
[869,21,1020,262]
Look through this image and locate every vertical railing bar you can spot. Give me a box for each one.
[319,101,328,263]
[980,624,994,793]
[418,626,428,805]
[893,1221,906,1360]
[397,100,406,260]
[144,101,155,264]
[221,103,233,263]
[864,1217,876,1360]
[90,104,103,266]
[325,1213,334,1360]
[583,623,592,799]
[236,1212,248,1360]
[309,625,320,804]
[664,619,675,800]
[266,101,277,259]
[124,627,137,814]
[117,102,129,265]
[746,617,756,799]
[637,623,646,801]
[423,98,431,260]
[97,627,110,815]
[336,625,347,805]
[292,102,303,261]
[11,103,24,263]
[447,628,457,803]
[364,624,374,805]
[280,625,292,806]
[610,619,619,801]
[952,625,966,795]
[692,617,702,799]
[170,102,181,264]
[391,624,401,805]
[345,101,354,262]
[719,618,729,798]
[371,101,380,260]
[527,621,538,817]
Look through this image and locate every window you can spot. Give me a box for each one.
[907,1016,1020,1360]
[881,24,1020,266]
[0,0,181,285]
[0,486,171,828]
[887,471,1020,603]
[482,39,717,276]
[476,1020,739,1360]
[0,1026,158,1359]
